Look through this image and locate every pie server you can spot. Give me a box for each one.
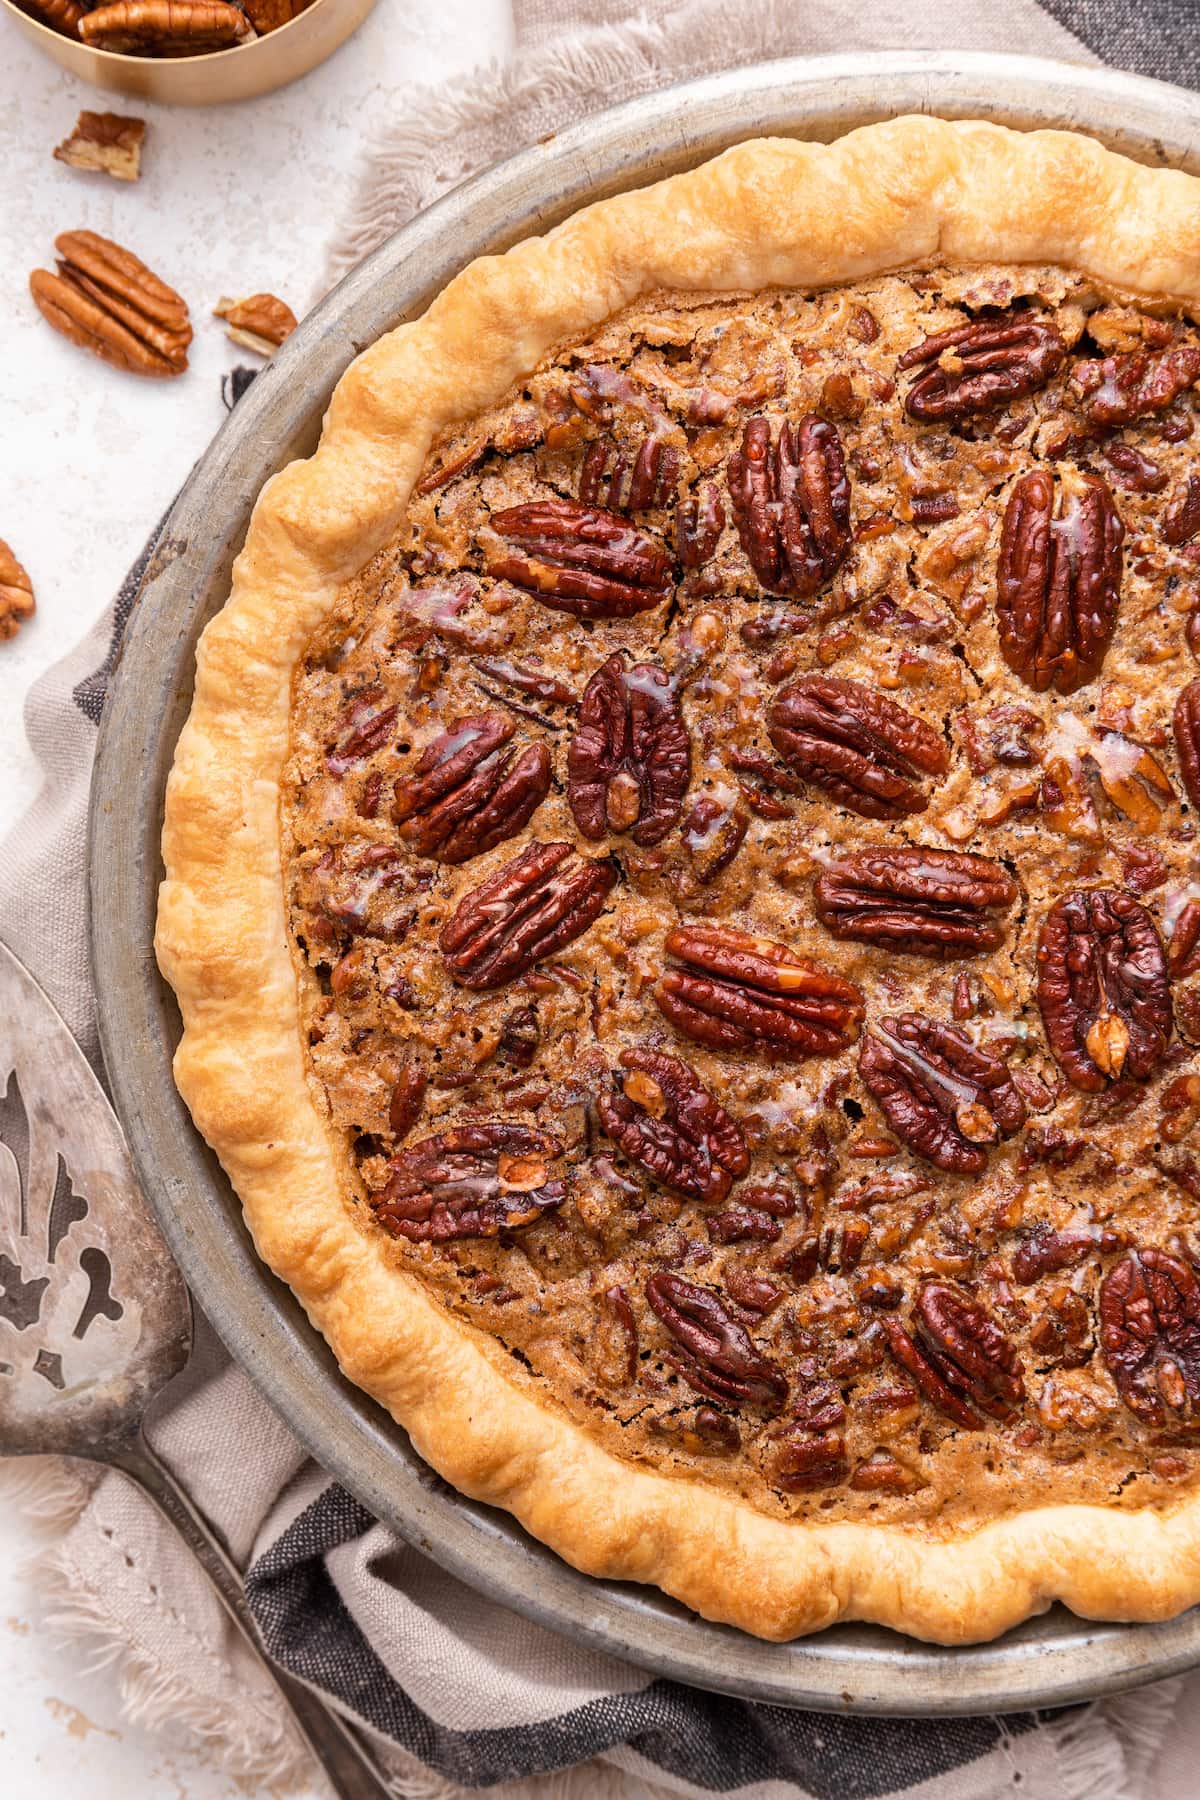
[0,933,392,1798]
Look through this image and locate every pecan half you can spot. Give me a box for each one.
[1173,679,1200,812]
[1073,343,1200,426]
[859,1015,1026,1174]
[214,292,297,356]
[394,712,551,863]
[655,923,863,1061]
[567,653,689,845]
[597,1047,749,1203]
[814,848,1017,957]
[727,415,850,598]
[675,483,725,569]
[768,675,948,819]
[899,314,1064,420]
[578,434,679,511]
[1100,1248,1200,1424]
[0,540,35,643]
[26,0,85,30]
[440,841,616,989]
[487,500,672,619]
[79,0,256,49]
[53,112,145,183]
[885,1282,1024,1429]
[646,1272,787,1410]
[371,1124,564,1242]
[30,230,191,377]
[996,470,1124,695]
[1037,889,1172,1091]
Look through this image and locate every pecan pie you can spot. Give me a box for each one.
[158,119,1200,1644]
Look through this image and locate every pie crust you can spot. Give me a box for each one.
[157,117,1200,1643]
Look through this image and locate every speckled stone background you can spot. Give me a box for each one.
[0,3,508,1790]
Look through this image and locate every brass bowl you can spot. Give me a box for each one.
[1,0,378,103]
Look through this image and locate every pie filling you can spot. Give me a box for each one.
[283,264,1200,1529]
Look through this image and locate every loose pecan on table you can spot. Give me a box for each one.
[567,653,689,845]
[30,231,191,378]
[440,841,616,989]
[898,313,1064,421]
[487,499,673,619]
[79,0,257,51]
[996,469,1124,695]
[767,675,949,820]
[393,712,551,863]
[53,112,145,182]
[578,434,679,512]
[1100,1247,1200,1424]
[0,540,35,643]
[597,1047,749,1203]
[814,848,1017,957]
[727,415,851,598]
[214,293,297,356]
[1036,888,1172,1091]
[859,1015,1026,1174]
[646,1272,787,1410]
[655,923,863,1061]
[884,1282,1025,1430]
[1072,343,1200,426]
[1173,679,1200,812]
[371,1124,564,1242]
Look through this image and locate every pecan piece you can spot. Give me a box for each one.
[26,0,86,29]
[727,415,851,598]
[30,230,191,377]
[646,1272,787,1410]
[1100,1248,1200,1424]
[859,1015,1026,1175]
[0,540,35,643]
[371,1124,564,1242]
[1037,889,1172,1091]
[79,0,256,50]
[597,1047,749,1203]
[655,923,863,1061]
[1072,343,1200,426]
[996,469,1124,695]
[885,1283,1024,1429]
[578,434,679,511]
[440,841,616,989]
[768,675,948,819]
[214,292,297,356]
[1173,679,1200,812]
[675,483,725,569]
[1164,473,1200,547]
[487,500,672,619]
[1012,1221,1121,1285]
[53,112,145,183]
[814,848,1016,957]
[394,712,551,863]
[899,314,1064,420]
[567,653,689,845]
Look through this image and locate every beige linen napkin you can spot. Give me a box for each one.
[8,2,1200,1795]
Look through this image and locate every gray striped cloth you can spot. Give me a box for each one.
[5,3,1200,1795]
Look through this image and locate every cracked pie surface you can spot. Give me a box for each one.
[158,118,1200,1642]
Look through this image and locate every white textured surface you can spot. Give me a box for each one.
[0,3,505,1790]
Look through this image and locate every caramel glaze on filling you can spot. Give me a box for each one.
[283,264,1200,1529]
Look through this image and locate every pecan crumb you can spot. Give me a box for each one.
[53,112,145,183]
[214,292,298,357]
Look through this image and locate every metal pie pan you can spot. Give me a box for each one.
[90,51,1200,1714]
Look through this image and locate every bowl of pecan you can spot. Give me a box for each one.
[1,0,377,102]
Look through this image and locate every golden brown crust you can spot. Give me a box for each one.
[157,117,1200,1643]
